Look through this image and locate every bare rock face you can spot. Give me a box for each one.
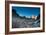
[12,16,40,28]
[32,15,37,20]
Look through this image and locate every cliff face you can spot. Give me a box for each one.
[12,9,19,17]
[12,9,40,28]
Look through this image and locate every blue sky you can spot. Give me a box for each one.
[12,6,40,17]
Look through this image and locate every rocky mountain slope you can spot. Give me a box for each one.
[12,9,40,28]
